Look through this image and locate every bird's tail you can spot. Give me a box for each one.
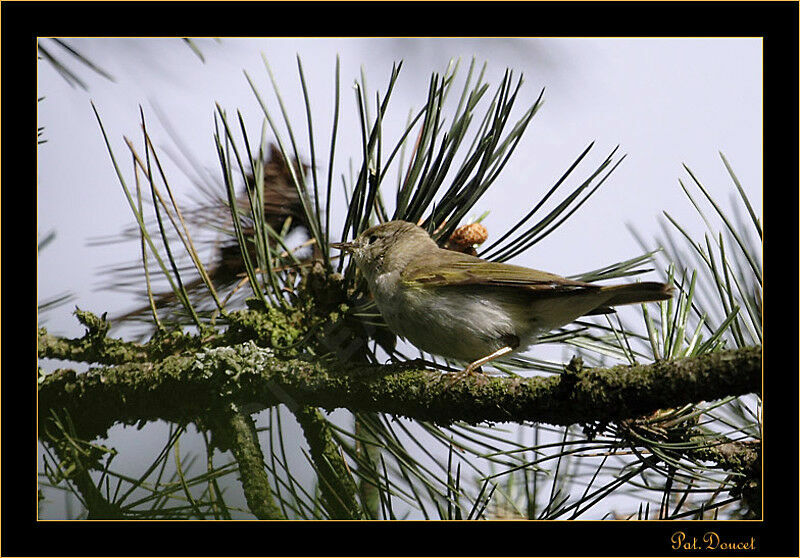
[600,281,674,307]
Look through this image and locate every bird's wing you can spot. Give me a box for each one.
[402,251,599,293]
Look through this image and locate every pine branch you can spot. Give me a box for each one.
[38,341,760,442]
[42,411,124,519]
[210,408,285,519]
[294,406,361,519]
[688,437,761,519]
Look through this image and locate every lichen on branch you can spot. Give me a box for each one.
[38,341,761,441]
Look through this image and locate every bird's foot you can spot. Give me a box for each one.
[443,364,487,389]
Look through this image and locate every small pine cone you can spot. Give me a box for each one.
[444,222,488,255]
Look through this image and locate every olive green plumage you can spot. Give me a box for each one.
[334,221,673,367]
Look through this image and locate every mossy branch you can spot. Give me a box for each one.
[38,341,761,442]
[210,407,285,520]
[689,438,761,518]
[294,406,361,519]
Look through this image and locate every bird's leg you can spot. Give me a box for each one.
[446,335,520,387]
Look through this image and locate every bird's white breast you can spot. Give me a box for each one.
[369,271,537,362]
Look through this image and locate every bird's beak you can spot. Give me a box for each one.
[330,241,355,252]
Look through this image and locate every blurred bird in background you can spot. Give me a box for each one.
[105,144,315,328]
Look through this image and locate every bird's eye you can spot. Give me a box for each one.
[368,235,378,245]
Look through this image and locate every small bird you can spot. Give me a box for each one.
[333,220,673,379]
